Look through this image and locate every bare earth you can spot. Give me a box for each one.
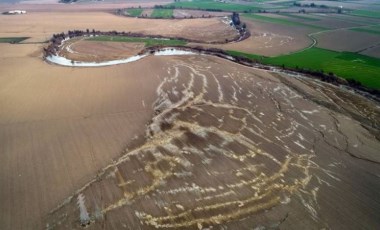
[0,42,163,229]
[45,55,380,230]
[360,44,380,58]
[202,20,314,56]
[173,9,230,18]
[60,39,145,62]
[0,12,238,43]
[0,1,171,12]
[315,29,380,52]
[1,4,380,230]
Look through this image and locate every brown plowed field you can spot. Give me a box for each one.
[315,29,380,52]
[0,1,171,12]
[201,20,313,56]
[360,44,380,58]
[173,9,230,18]
[0,42,162,229]
[59,39,145,62]
[0,12,238,43]
[1,4,380,230]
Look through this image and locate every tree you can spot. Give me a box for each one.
[231,12,241,26]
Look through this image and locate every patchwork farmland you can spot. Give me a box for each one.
[1,0,380,229]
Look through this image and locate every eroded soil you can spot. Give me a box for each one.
[46,55,380,230]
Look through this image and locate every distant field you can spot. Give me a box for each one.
[0,37,29,43]
[168,0,262,12]
[242,14,326,29]
[350,27,380,35]
[226,50,264,61]
[349,10,380,19]
[151,9,173,18]
[228,48,380,89]
[280,13,320,22]
[87,36,186,47]
[126,8,143,17]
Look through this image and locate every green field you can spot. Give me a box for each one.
[350,27,380,35]
[151,9,173,18]
[349,10,380,19]
[226,50,264,61]
[280,13,320,22]
[126,8,143,17]
[0,37,29,43]
[228,48,380,89]
[243,14,326,29]
[168,0,262,12]
[87,36,187,47]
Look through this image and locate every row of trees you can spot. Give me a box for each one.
[59,0,77,3]
[43,27,248,58]
[43,31,379,98]
[152,5,224,12]
[231,13,248,41]
[293,2,329,8]
[44,30,153,57]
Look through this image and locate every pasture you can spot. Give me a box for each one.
[280,13,320,22]
[350,10,380,19]
[229,48,380,89]
[151,8,173,18]
[168,0,262,12]
[350,26,380,35]
[0,37,29,43]
[126,8,143,17]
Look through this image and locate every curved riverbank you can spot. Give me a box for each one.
[45,38,380,103]
[46,48,195,67]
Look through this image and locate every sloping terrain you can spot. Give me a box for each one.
[45,55,380,230]
[1,3,380,230]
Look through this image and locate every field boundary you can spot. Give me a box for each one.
[287,23,380,55]
[43,32,380,100]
